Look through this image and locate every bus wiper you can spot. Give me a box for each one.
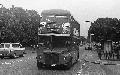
[47,22,56,24]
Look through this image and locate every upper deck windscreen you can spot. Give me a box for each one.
[39,9,72,35]
[39,9,80,38]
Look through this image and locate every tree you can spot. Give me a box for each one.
[88,18,120,42]
[0,5,41,46]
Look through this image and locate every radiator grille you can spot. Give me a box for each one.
[44,53,59,65]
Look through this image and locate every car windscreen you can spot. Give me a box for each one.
[0,44,4,48]
[12,44,20,48]
[5,44,10,48]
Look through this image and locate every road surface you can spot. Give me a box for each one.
[0,46,116,75]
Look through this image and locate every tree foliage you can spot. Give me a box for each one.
[88,18,120,42]
[0,5,41,46]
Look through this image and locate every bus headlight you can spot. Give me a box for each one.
[63,53,71,60]
[36,55,43,59]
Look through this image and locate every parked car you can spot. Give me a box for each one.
[0,43,25,59]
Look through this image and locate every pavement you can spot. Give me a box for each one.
[77,47,106,75]
[0,46,120,75]
[82,49,120,75]
[80,48,120,65]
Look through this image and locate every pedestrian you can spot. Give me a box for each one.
[108,51,110,60]
[33,45,36,50]
[111,51,114,60]
[113,52,116,60]
[116,53,119,60]
[105,51,108,60]
[103,51,106,59]
[109,51,112,60]
[98,51,101,60]
[116,46,120,60]
[101,51,103,60]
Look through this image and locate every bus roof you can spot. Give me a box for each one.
[41,9,71,16]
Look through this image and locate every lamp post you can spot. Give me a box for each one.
[85,20,92,43]
[85,21,94,48]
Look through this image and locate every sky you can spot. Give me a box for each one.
[0,0,120,38]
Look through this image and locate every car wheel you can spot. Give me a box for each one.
[11,53,17,59]
[74,52,79,64]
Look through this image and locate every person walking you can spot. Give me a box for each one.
[116,45,120,60]
[111,51,113,60]
[98,51,101,60]
[105,51,108,60]
[109,51,112,60]
[103,51,106,59]
[108,51,110,60]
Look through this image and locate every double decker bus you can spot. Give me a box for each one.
[36,9,80,69]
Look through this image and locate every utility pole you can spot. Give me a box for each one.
[85,21,94,48]
[85,20,92,43]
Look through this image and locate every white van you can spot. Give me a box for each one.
[0,43,25,59]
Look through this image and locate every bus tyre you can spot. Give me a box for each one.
[37,61,43,70]
[65,58,72,70]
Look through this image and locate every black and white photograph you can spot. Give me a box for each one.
[0,0,120,75]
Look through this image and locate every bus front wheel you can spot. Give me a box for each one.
[37,61,43,70]
[65,57,72,70]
